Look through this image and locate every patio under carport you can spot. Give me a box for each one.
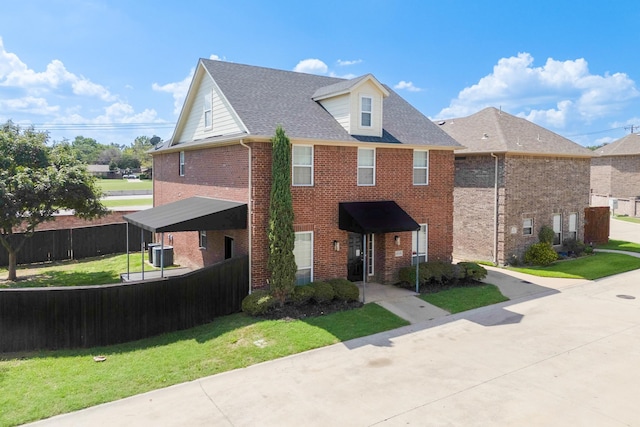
[122,196,247,280]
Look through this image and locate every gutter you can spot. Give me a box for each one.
[491,152,499,265]
[240,139,253,294]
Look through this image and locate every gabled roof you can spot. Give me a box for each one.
[311,74,389,100]
[594,133,640,156]
[158,59,460,150]
[439,107,593,158]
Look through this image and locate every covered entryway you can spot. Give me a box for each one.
[123,196,247,279]
[339,201,420,298]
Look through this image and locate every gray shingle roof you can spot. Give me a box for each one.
[176,59,460,148]
[594,133,640,156]
[439,107,593,157]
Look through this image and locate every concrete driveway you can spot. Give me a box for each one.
[29,264,640,426]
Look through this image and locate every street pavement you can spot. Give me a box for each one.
[25,218,640,426]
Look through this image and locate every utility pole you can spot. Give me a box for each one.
[624,124,639,134]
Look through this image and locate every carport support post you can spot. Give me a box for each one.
[362,233,367,303]
[160,232,165,278]
[415,228,419,293]
[126,222,130,280]
[141,229,144,280]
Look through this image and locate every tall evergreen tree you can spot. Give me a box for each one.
[267,126,296,304]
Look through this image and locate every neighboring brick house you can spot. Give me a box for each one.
[439,107,593,265]
[127,59,461,289]
[590,133,640,216]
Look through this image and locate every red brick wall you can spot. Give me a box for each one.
[153,142,455,288]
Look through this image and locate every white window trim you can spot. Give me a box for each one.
[366,233,375,276]
[553,214,562,246]
[413,150,429,185]
[412,224,428,265]
[294,231,313,285]
[199,230,207,249]
[179,151,185,177]
[360,95,372,128]
[523,218,534,236]
[568,213,577,240]
[292,145,314,186]
[203,90,213,130]
[357,147,376,186]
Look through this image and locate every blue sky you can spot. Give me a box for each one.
[1,0,639,147]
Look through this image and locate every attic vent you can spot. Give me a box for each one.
[438,121,446,126]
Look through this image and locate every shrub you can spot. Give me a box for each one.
[562,238,586,256]
[327,278,360,302]
[524,242,558,266]
[398,261,463,290]
[507,254,521,266]
[309,281,335,303]
[538,225,555,245]
[241,290,275,316]
[290,285,315,305]
[584,245,594,255]
[457,262,487,281]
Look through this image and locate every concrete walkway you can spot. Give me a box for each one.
[28,266,640,426]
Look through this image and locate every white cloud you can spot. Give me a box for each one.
[337,59,362,66]
[0,96,59,115]
[152,69,194,115]
[394,80,422,92]
[0,38,116,102]
[293,58,328,75]
[436,52,640,129]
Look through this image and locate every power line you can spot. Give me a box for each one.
[27,122,176,131]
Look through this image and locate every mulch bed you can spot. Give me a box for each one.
[260,300,363,320]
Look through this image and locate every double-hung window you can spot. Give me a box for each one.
[413,150,429,185]
[203,91,212,129]
[293,231,313,285]
[523,218,533,236]
[292,145,313,186]
[179,151,185,176]
[553,214,562,245]
[412,224,428,264]
[361,96,372,127]
[568,213,577,240]
[357,148,375,186]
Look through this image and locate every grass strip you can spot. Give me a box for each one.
[419,284,508,314]
[0,305,407,426]
[596,239,640,253]
[508,252,640,279]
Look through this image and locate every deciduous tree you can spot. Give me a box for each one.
[0,121,107,281]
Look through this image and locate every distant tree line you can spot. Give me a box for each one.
[57,135,162,173]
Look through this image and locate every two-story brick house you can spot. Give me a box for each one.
[590,132,640,216]
[128,59,461,290]
[439,107,592,265]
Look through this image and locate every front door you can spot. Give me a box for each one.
[347,233,363,281]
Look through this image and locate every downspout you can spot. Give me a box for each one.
[240,139,252,294]
[490,153,499,265]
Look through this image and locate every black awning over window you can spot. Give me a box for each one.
[339,201,420,234]
[124,197,247,233]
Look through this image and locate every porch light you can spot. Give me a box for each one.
[395,235,401,246]
[333,240,340,251]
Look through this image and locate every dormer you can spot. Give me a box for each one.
[312,74,390,138]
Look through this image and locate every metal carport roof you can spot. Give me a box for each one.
[123,197,247,233]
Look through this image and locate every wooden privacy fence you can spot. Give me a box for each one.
[584,206,610,245]
[0,256,249,352]
[0,223,152,267]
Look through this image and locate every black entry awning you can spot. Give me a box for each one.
[124,197,247,233]
[339,201,420,234]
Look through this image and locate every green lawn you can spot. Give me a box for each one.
[613,216,640,224]
[596,239,640,253]
[96,178,153,193]
[102,198,153,208]
[420,284,508,314]
[0,253,162,287]
[0,305,408,426]
[508,252,640,279]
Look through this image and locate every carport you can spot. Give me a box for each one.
[123,196,247,279]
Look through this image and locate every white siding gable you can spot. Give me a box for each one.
[175,72,244,143]
[318,94,350,133]
[349,80,384,138]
